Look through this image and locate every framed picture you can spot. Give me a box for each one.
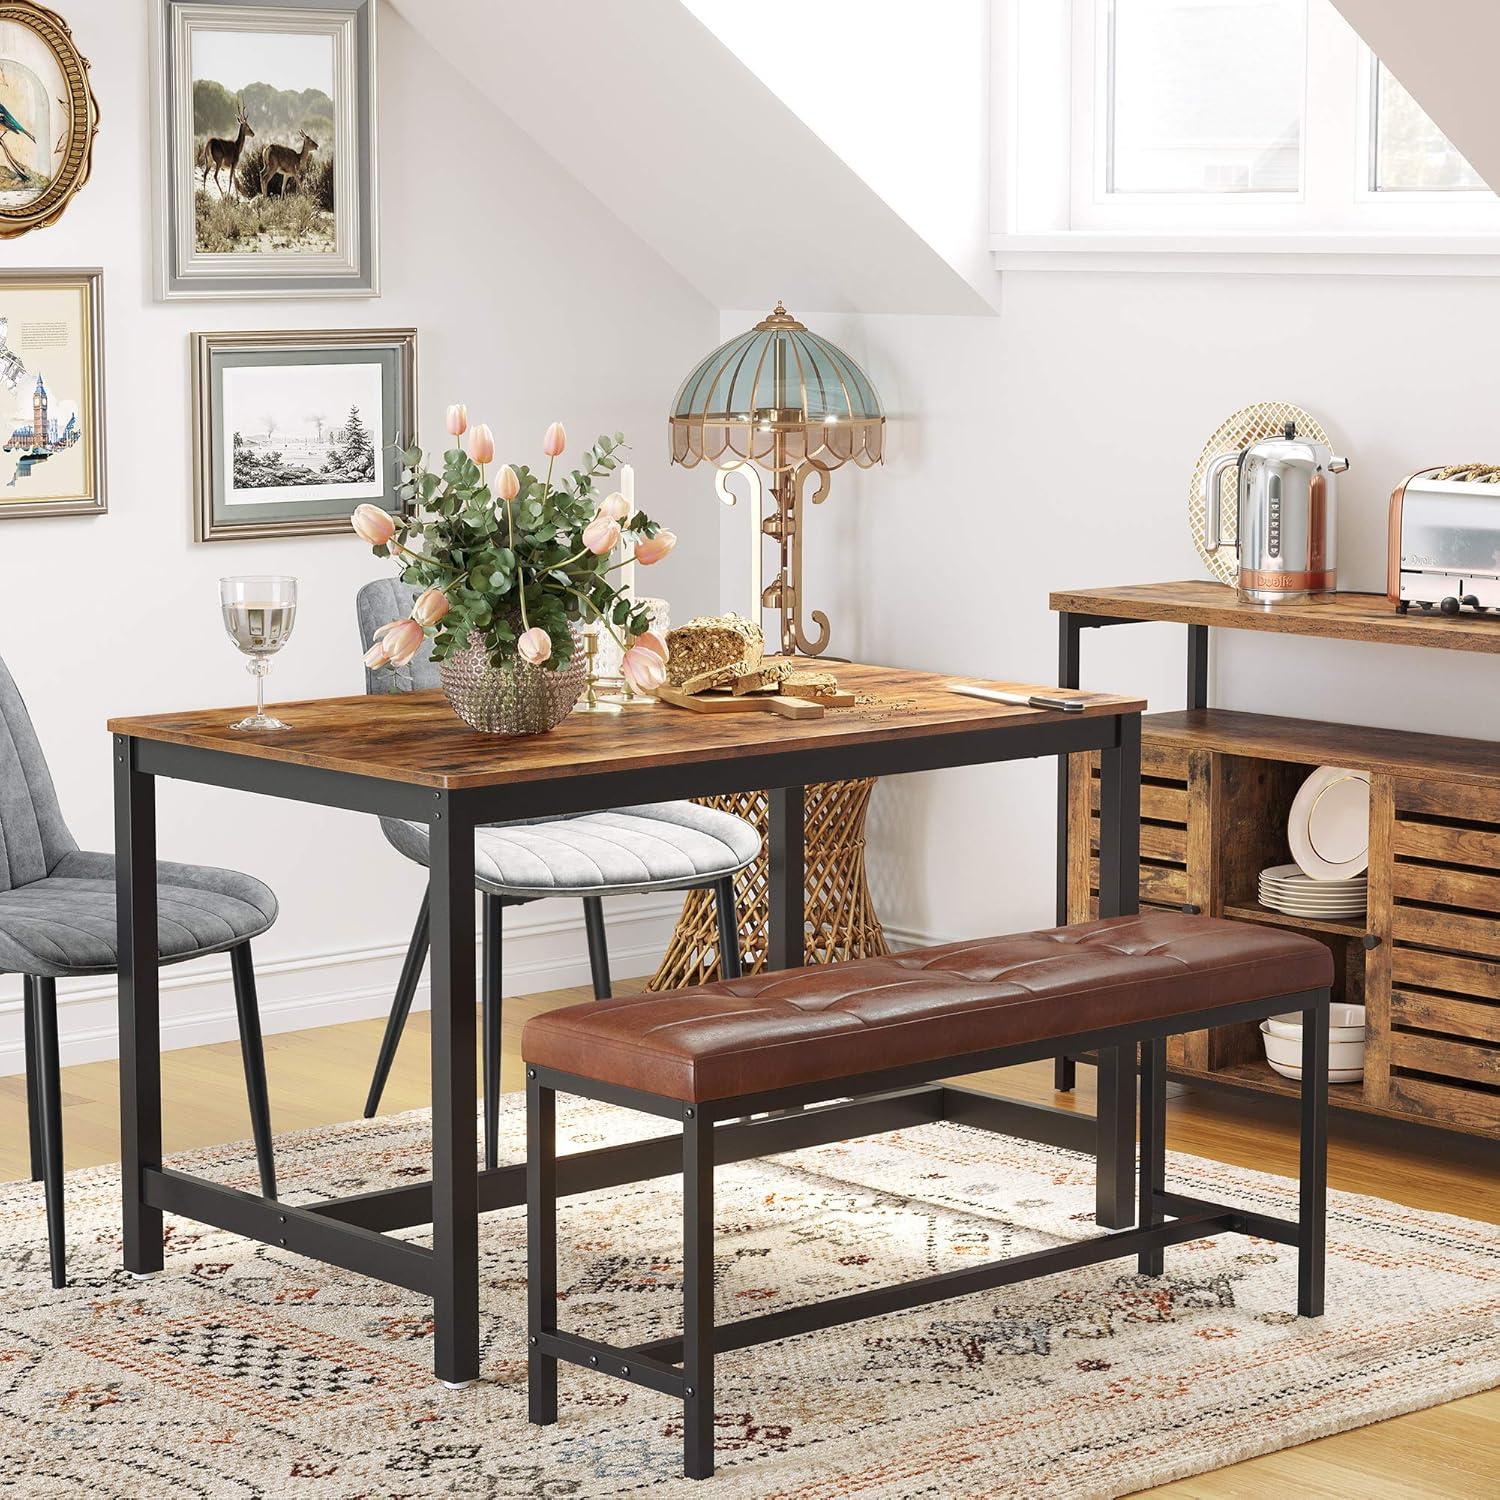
[0,2,99,238]
[192,327,415,542]
[0,267,105,520]
[150,0,378,299]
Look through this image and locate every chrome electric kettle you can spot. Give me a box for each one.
[1204,422,1348,604]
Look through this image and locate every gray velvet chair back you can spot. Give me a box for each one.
[356,578,440,695]
[0,653,78,892]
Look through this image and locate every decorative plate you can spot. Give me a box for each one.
[1288,766,1372,881]
[1189,401,1331,586]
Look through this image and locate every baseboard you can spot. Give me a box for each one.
[0,894,685,1076]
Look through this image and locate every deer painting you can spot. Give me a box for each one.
[200,97,254,198]
[263,131,319,197]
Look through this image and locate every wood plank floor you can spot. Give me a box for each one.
[1,979,1494,1497]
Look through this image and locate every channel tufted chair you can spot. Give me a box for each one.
[0,653,279,1287]
[356,581,759,1168]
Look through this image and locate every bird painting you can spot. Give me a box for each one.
[0,100,37,187]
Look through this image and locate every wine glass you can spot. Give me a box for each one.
[220,576,298,730]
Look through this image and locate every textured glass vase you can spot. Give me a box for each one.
[437,629,586,735]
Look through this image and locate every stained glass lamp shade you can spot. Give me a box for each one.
[670,304,884,473]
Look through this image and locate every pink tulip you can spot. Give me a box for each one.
[351,503,397,546]
[411,586,450,627]
[465,423,495,465]
[495,464,521,502]
[542,421,567,458]
[445,403,468,437]
[597,490,631,522]
[633,529,677,565]
[632,630,669,662]
[517,626,552,666]
[582,514,621,555]
[621,643,668,694]
[363,640,393,669]
[381,619,426,667]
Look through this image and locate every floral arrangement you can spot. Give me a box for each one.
[354,409,674,693]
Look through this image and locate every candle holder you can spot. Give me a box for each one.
[573,629,622,716]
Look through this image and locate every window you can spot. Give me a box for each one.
[992,0,1500,267]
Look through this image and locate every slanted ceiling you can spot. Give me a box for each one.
[385,0,990,317]
[1331,0,1500,191]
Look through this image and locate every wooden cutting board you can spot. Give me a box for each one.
[655,685,825,720]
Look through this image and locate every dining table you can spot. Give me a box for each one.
[109,662,1143,1386]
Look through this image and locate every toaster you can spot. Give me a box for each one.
[1388,467,1500,615]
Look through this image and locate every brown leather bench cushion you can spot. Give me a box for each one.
[521,912,1333,1104]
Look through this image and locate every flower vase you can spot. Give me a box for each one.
[437,629,586,735]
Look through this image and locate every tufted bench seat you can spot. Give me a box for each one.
[523,911,1333,1480]
[522,912,1332,1104]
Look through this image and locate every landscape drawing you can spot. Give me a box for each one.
[222,360,384,507]
[190,27,335,255]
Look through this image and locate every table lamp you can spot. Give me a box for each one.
[669,303,884,657]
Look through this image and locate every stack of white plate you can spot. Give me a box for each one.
[1259,863,1367,918]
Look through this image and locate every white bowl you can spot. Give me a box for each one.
[1260,1021,1365,1080]
[1265,1005,1365,1044]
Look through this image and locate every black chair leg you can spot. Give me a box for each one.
[483,895,504,1172]
[582,896,611,1000]
[714,876,742,981]
[229,942,277,1200]
[27,976,66,1289]
[23,980,43,1182]
[364,891,431,1118]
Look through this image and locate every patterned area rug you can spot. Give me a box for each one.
[0,1098,1496,1499]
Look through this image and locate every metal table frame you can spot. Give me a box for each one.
[113,705,1141,1386]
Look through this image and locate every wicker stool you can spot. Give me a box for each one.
[650,778,888,988]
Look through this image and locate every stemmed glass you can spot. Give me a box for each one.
[220,576,298,730]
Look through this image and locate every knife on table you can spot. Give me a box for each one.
[950,684,1091,713]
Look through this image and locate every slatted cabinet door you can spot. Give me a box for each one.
[1386,777,1500,1135]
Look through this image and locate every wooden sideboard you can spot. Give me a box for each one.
[1052,581,1499,1140]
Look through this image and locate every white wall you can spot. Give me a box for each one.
[725,273,1500,946]
[0,0,720,1073]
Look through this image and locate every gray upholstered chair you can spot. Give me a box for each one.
[356,580,759,1167]
[0,653,279,1287]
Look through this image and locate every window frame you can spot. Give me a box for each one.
[989,0,1500,273]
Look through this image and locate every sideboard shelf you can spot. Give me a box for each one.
[1053,582,1498,1143]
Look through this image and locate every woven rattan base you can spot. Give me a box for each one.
[649,779,888,989]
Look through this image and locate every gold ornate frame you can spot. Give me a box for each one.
[0,2,100,238]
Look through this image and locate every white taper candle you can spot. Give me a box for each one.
[620,463,637,603]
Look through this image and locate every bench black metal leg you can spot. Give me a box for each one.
[1298,997,1329,1317]
[1137,1036,1167,1276]
[714,876,742,981]
[483,896,504,1172]
[682,1106,716,1480]
[28,977,66,1288]
[364,891,430,1119]
[229,942,277,1200]
[527,1070,559,1424]
[1096,1043,1137,1228]
[582,896,611,1000]
[23,978,43,1182]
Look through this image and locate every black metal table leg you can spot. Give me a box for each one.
[682,1106,716,1480]
[1137,1035,1167,1276]
[115,736,164,1277]
[1298,994,1329,1318]
[768,786,805,971]
[1055,613,1081,1093]
[430,792,480,1385]
[526,1070,558,1424]
[1094,713,1142,1228]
